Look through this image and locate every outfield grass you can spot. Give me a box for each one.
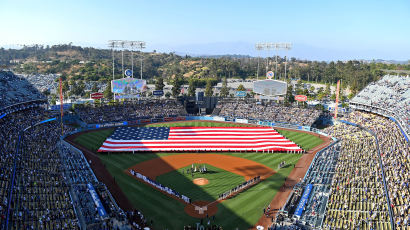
[70,120,325,229]
[156,164,245,201]
[276,129,323,150]
[73,128,114,152]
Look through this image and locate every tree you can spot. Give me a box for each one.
[347,92,355,100]
[205,79,213,97]
[155,77,165,90]
[285,84,295,105]
[220,77,229,97]
[165,92,171,98]
[92,82,98,92]
[236,84,245,91]
[50,94,57,105]
[188,79,196,96]
[62,81,69,96]
[317,93,325,101]
[295,80,304,95]
[171,76,182,98]
[325,83,331,96]
[104,81,113,100]
[317,87,324,94]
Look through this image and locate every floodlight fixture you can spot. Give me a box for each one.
[255,42,293,80]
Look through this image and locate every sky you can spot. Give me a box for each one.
[0,0,409,61]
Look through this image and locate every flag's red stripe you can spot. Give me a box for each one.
[99,144,299,149]
[102,140,292,145]
[169,127,273,129]
[169,134,280,137]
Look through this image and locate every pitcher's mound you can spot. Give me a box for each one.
[193,178,209,186]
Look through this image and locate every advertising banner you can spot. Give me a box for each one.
[151,118,164,123]
[213,116,226,121]
[295,95,307,102]
[87,183,107,217]
[152,90,164,96]
[91,92,104,99]
[294,184,313,217]
[175,117,186,121]
[236,91,247,97]
[164,117,175,122]
[235,118,248,123]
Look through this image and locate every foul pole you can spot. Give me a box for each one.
[59,77,64,135]
[334,80,340,119]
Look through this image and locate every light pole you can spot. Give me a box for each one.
[255,42,292,80]
[136,42,146,80]
[255,43,264,81]
[108,40,146,79]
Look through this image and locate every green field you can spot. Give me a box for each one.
[99,152,300,229]
[276,129,323,151]
[157,164,245,201]
[73,128,115,152]
[71,121,325,229]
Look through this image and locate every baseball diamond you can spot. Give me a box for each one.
[66,120,329,229]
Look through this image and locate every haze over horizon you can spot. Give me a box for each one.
[1,0,409,61]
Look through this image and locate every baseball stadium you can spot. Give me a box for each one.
[1,1,410,230]
[1,68,409,230]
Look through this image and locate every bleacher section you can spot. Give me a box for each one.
[215,100,322,127]
[75,99,187,124]
[350,74,410,137]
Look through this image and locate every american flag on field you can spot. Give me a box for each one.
[97,126,303,152]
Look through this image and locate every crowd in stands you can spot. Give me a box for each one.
[323,124,391,229]
[0,107,77,229]
[215,100,322,126]
[76,99,187,124]
[351,74,410,135]
[0,102,149,229]
[9,122,78,229]
[18,73,59,93]
[0,71,45,109]
[341,111,409,228]
[275,75,409,229]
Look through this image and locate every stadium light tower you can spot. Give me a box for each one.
[255,43,265,80]
[108,40,146,79]
[135,41,146,80]
[279,43,292,80]
[255,42,292,80]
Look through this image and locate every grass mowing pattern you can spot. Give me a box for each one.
[156,164,245,201]
[73,128,114,152]
[276,129,323,150]
[99,152,301,230]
